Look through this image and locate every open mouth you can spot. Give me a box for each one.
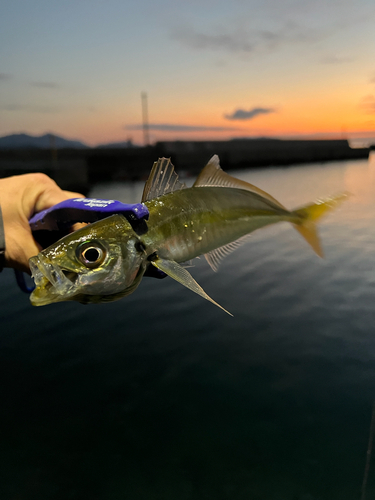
[61,270,79,284]
[29,256,78,301]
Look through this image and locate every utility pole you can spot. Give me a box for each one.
[49,133,58,170]
[141,92,150,146]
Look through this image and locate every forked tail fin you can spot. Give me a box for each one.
[292,193,349,257]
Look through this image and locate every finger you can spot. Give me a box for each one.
[18,174,85,216]
[63,190,85,199]
[34,189,85,214]
[34,190,75,213]
[4,226,41,273]
[32,183,83,214]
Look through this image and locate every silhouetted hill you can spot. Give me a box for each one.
[0,133,89,149]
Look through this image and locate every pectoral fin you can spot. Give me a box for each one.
[151,258,232,316]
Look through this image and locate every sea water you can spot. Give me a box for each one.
[1,156,375,499]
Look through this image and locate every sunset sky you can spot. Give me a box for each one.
[1,0,375,146]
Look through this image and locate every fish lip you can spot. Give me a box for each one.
[29,255,77,297]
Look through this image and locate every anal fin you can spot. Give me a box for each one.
[204,235,252,272]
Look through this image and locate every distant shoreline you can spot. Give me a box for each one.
[0,138,370,193]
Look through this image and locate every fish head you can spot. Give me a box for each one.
[29,214,146,306]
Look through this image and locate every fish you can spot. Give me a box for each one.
[29,155,347,313]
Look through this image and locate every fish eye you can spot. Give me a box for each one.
[77,241,106,268]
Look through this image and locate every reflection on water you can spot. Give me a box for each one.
[1,155,375,499]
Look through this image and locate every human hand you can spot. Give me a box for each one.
[0,173,84,273]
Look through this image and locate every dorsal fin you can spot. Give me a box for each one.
[204,235,252,272]
[142,157,186,202]
[194,155,286,209]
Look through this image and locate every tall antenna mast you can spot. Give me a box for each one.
[141,91,150,146]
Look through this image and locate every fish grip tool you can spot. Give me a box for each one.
[29,198,150,236]
[16,197,165,293]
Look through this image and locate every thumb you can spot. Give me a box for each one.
[33,187,85,215]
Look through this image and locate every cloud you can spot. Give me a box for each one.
[126,123,241,132]
[30,81,60,89]
[171,26,254,54]
[224,107,276,121]
[0,73,12,81]
[360,95,375,114]
[1,104,25,111]
[320,55,354,64]
[171,21,319,56]
[1,104,60,113]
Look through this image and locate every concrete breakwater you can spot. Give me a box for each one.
[0,139,370,192]
[0,148,89,193]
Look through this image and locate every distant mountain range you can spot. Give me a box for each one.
[0,133,137,150]
[0,133,89,149]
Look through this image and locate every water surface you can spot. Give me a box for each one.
[1,156,375,499]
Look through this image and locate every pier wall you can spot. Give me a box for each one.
[0,139,370,191]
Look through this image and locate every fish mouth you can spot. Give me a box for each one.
[29,256,79,306]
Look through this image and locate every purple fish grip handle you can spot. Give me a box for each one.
[29,198,149,234]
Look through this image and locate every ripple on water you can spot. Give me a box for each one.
[1,159,375,499]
